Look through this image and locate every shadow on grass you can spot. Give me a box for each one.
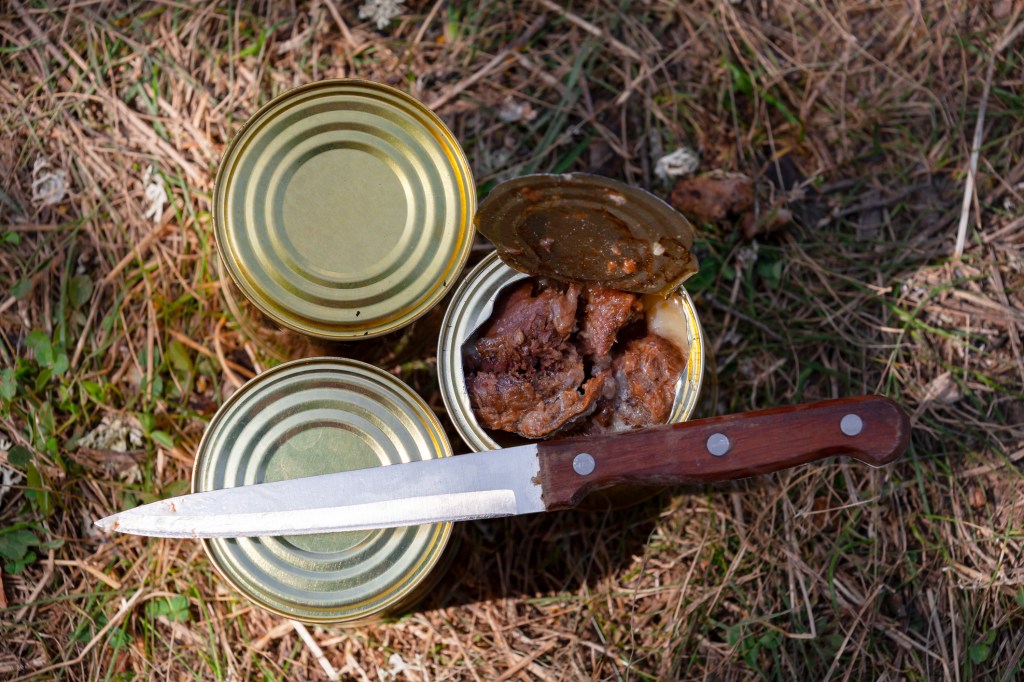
[420,496,666,611]
[415,479,753,612]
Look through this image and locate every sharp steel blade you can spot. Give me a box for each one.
[95,444,543,538]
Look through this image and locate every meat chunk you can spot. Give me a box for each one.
[470,369,606,438]
[585,335,683,434]
[577,286,643,360]
[471,281,579,374]
[466,281,604,438]
[517,373,606,437]
[465,277,686,440]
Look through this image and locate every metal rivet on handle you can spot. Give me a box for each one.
[573,453,596,476]
[840,414,864,437]
[706,433,730,457]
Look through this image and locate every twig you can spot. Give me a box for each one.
[988,256,1024,387]
[995,14,1024,54]
[290,620,340,682]
[953,55,994,258]
[412,0,446,46]
[100,221,171,287]
[981,213,1024,243]
[435,618,484,682]
[704,294,785,341]
[960,447,1024,478]
[323,0,359,49]
[69,288,104,371]
[1000,633,1024,682]
[13,2,204,183]
[3,223,62,232]
[426,16,544,111]
[795,496,880,518]
[0,254,63,316]
[11,584,147,682]
[950,289,1024,322]
[533,0,642,63]
[817,182,930,226]
[953,17,1024,257]
[213,317,244,390]
[52,559,122,590]
[167,329,256,378]
[251,620,295,651]
[494,641,558,682]
[925,589,954,682]
[14,550,54,622]
[428,50,514,110]
[822,586,883,682]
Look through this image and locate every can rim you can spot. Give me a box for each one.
[213,79,476,341]
[193,357,454,624]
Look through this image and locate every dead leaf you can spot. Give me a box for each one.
[920,371,962,405]
[669,170,754,224]
[967,485,986,510]
[740,206,792,240]
[670,170,793,240]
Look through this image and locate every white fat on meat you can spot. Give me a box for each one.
[643,294,690,358]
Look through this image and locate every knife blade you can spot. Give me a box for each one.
[95,395,909,538]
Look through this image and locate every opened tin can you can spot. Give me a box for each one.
[193,358,452,624]
[438,252,705,454]
[214,80,475,341]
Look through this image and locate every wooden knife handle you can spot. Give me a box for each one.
[538,395,910,509]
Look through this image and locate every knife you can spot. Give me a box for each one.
[95,395,909,538]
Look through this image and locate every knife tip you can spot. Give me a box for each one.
[94,514,119,533]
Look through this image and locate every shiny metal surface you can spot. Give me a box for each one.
[706,433,730,457]
[181,358,456,623]
[214,80,475,340]
[572,453,596,476]
[438,251,706,453]
[96,444,543,538]
[841,413,864,436]
[475,173,699,295]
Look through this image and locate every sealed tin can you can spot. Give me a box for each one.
[438,251,705,454]
[193,358,453,624]
[214,80,475,341]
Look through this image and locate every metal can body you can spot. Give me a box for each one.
[214,80,475,341]
[193,358,453,624]
[438,251,705,452]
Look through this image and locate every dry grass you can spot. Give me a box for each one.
[1,0,1022,679]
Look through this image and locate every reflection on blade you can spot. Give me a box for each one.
[95,444,543,538]
[98,490,519,538]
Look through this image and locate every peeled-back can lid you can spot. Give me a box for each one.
[214,80,475,340]
[475,173,698,296]
[194,358,452,623]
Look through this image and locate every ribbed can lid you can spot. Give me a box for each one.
[194,358,452,623]
[214,80,475,340]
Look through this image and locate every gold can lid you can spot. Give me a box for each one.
[214,80,475,340]
[193,358,452,623]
